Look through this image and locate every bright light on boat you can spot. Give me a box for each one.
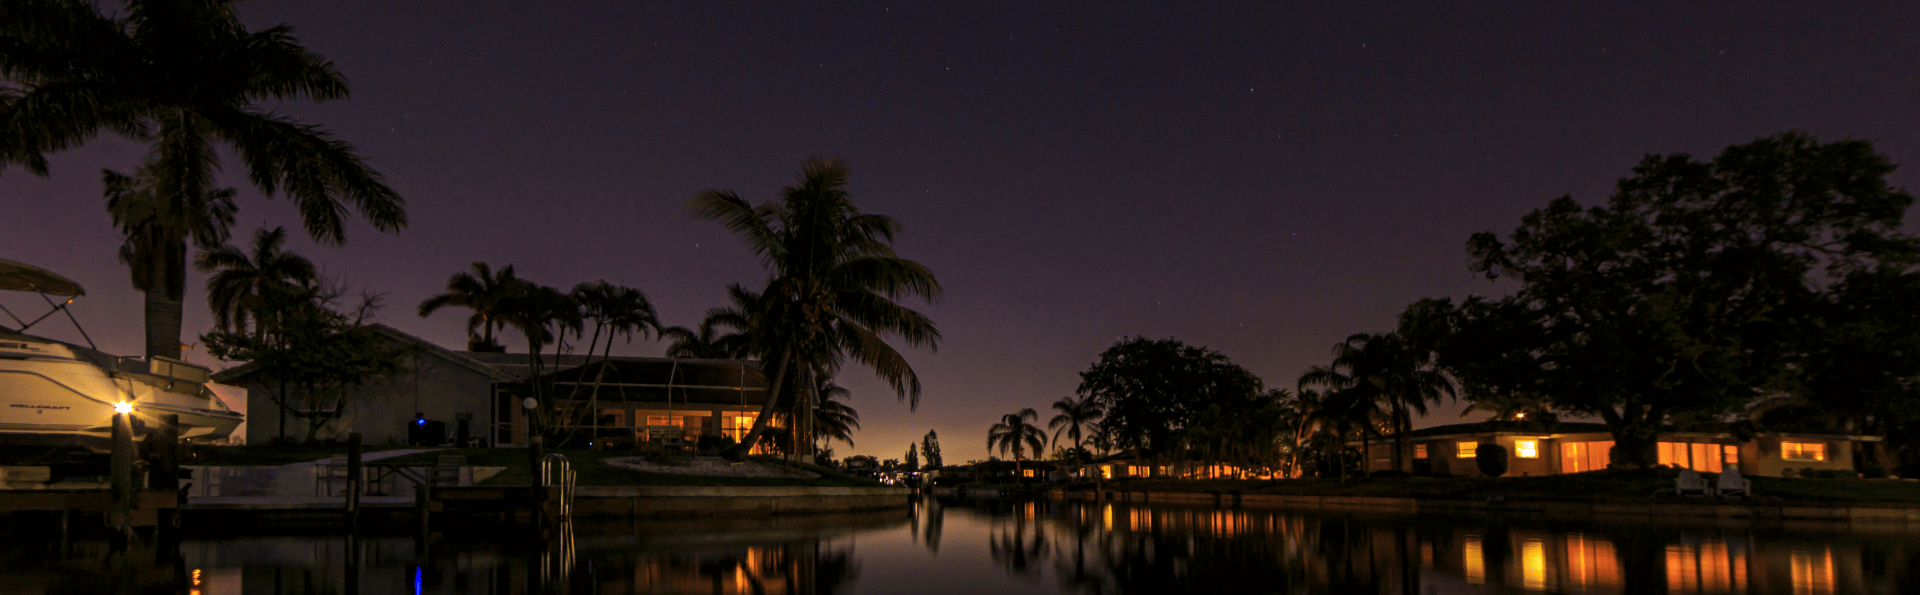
[113,402,134,414]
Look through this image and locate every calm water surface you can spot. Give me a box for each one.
[6,496,1919,594]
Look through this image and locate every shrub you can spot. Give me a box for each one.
[1476,443,1509,477]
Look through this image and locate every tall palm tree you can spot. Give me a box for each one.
[557,280,657,442]
[987,408,1048,479]
[494,282,581,440]
[0,0,407,360]
[105,162,236,357]
[688,158,941,460]
[195,226,315,338]
[418,263,521,351]
[1299,332,1454,475]
[1047,396,1103,464]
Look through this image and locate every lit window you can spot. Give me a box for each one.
[1723,445,1739,465]
[1515,440,1539,459]
[1458,442,1478,458]
[1782,441,1827,462]
[1415,444,1429,459]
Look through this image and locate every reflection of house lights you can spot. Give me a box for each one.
[113,402,134,414]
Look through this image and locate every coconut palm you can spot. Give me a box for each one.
[418,263,522,351]
[0,0,407,359]
[1047,395,1103,464]
[559,280,658,442]
[105,162,236,357]
[987,408,1048,479]
[195,226,315,338]
[688,158,941,460]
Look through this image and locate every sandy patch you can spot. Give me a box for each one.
[603,456,820,479]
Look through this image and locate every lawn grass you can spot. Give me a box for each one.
[1094,469,1920,504]
[376,448,883,488]
[188,443,408,466]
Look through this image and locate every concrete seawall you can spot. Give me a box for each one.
[571,485,912,517]
[1048,490,1920,528]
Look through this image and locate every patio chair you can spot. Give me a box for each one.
[1675,469,1711,497]
[433,455,467,487]
[314,454,351,497]
[1717,466,1752,498]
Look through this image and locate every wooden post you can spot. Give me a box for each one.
[528,436,545,523]
[110,410,134,538]
[346,433,362,527]
[155,414,181,533]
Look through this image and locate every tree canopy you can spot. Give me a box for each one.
[1077,336,1266,456]
[1442,132,1920,466]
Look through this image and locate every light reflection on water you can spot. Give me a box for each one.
[4,497,1918,594]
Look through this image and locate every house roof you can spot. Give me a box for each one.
[211,323,517,384]
[1400,420,1613,439]
[517,357,769,406]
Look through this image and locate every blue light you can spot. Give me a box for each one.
[414,567,422,594]
[416,419,427,426]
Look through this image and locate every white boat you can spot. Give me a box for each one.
[0,258,244,451]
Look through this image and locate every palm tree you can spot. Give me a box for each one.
[195,226,316,338]
[688,158,941,460]
[1299,332,1454,475]
[987,408,1048,480]
[813,374,860,450]
[661,283,755,359]
[418,263,522,351]
[1047,396,1103,464]
[105,163,236,358]
[494,282,581,440]
[560,280,657,443]
[1,0,407,360]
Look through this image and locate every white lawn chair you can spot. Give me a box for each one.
[1717,466,1752,497]
[1675,469,1711,497]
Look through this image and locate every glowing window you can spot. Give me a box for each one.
[1722,445,1739,465]
[1415,444,1428,459]
[1782,441,1827,462]
[1458,442,1478,458]
[1515,440,1539,459]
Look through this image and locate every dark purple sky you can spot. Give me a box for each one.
[4,2,1918,462]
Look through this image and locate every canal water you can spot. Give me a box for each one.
[4,496,1917,594]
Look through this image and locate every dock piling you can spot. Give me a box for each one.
[346,433,362,528]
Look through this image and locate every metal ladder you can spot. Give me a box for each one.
[540,453,577,518]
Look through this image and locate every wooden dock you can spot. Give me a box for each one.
[0,488,179,528]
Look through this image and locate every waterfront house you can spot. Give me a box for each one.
[214,325,770,447]
[1359,420,1880,478]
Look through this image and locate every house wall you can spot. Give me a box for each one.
[242,352,496,445]
[1419,436,1554,477]
[1746,436,1856,478]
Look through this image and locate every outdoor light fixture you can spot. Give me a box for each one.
[112,401,134,414]
[523,397,537,410]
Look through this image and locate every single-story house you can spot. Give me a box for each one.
[1359,420,1880,478]
[214,324,769,447]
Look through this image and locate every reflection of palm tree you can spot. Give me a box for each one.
[989,508,1049,578]
[921,498,944,555]
[4,0,408,359]
[988,408,1048,479]
[688,158,942,459]
[418,262,522,351]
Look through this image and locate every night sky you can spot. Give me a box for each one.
[4,2,1918,462]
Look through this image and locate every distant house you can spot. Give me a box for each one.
[213,324,769,447]
[1360,420,1880,478]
